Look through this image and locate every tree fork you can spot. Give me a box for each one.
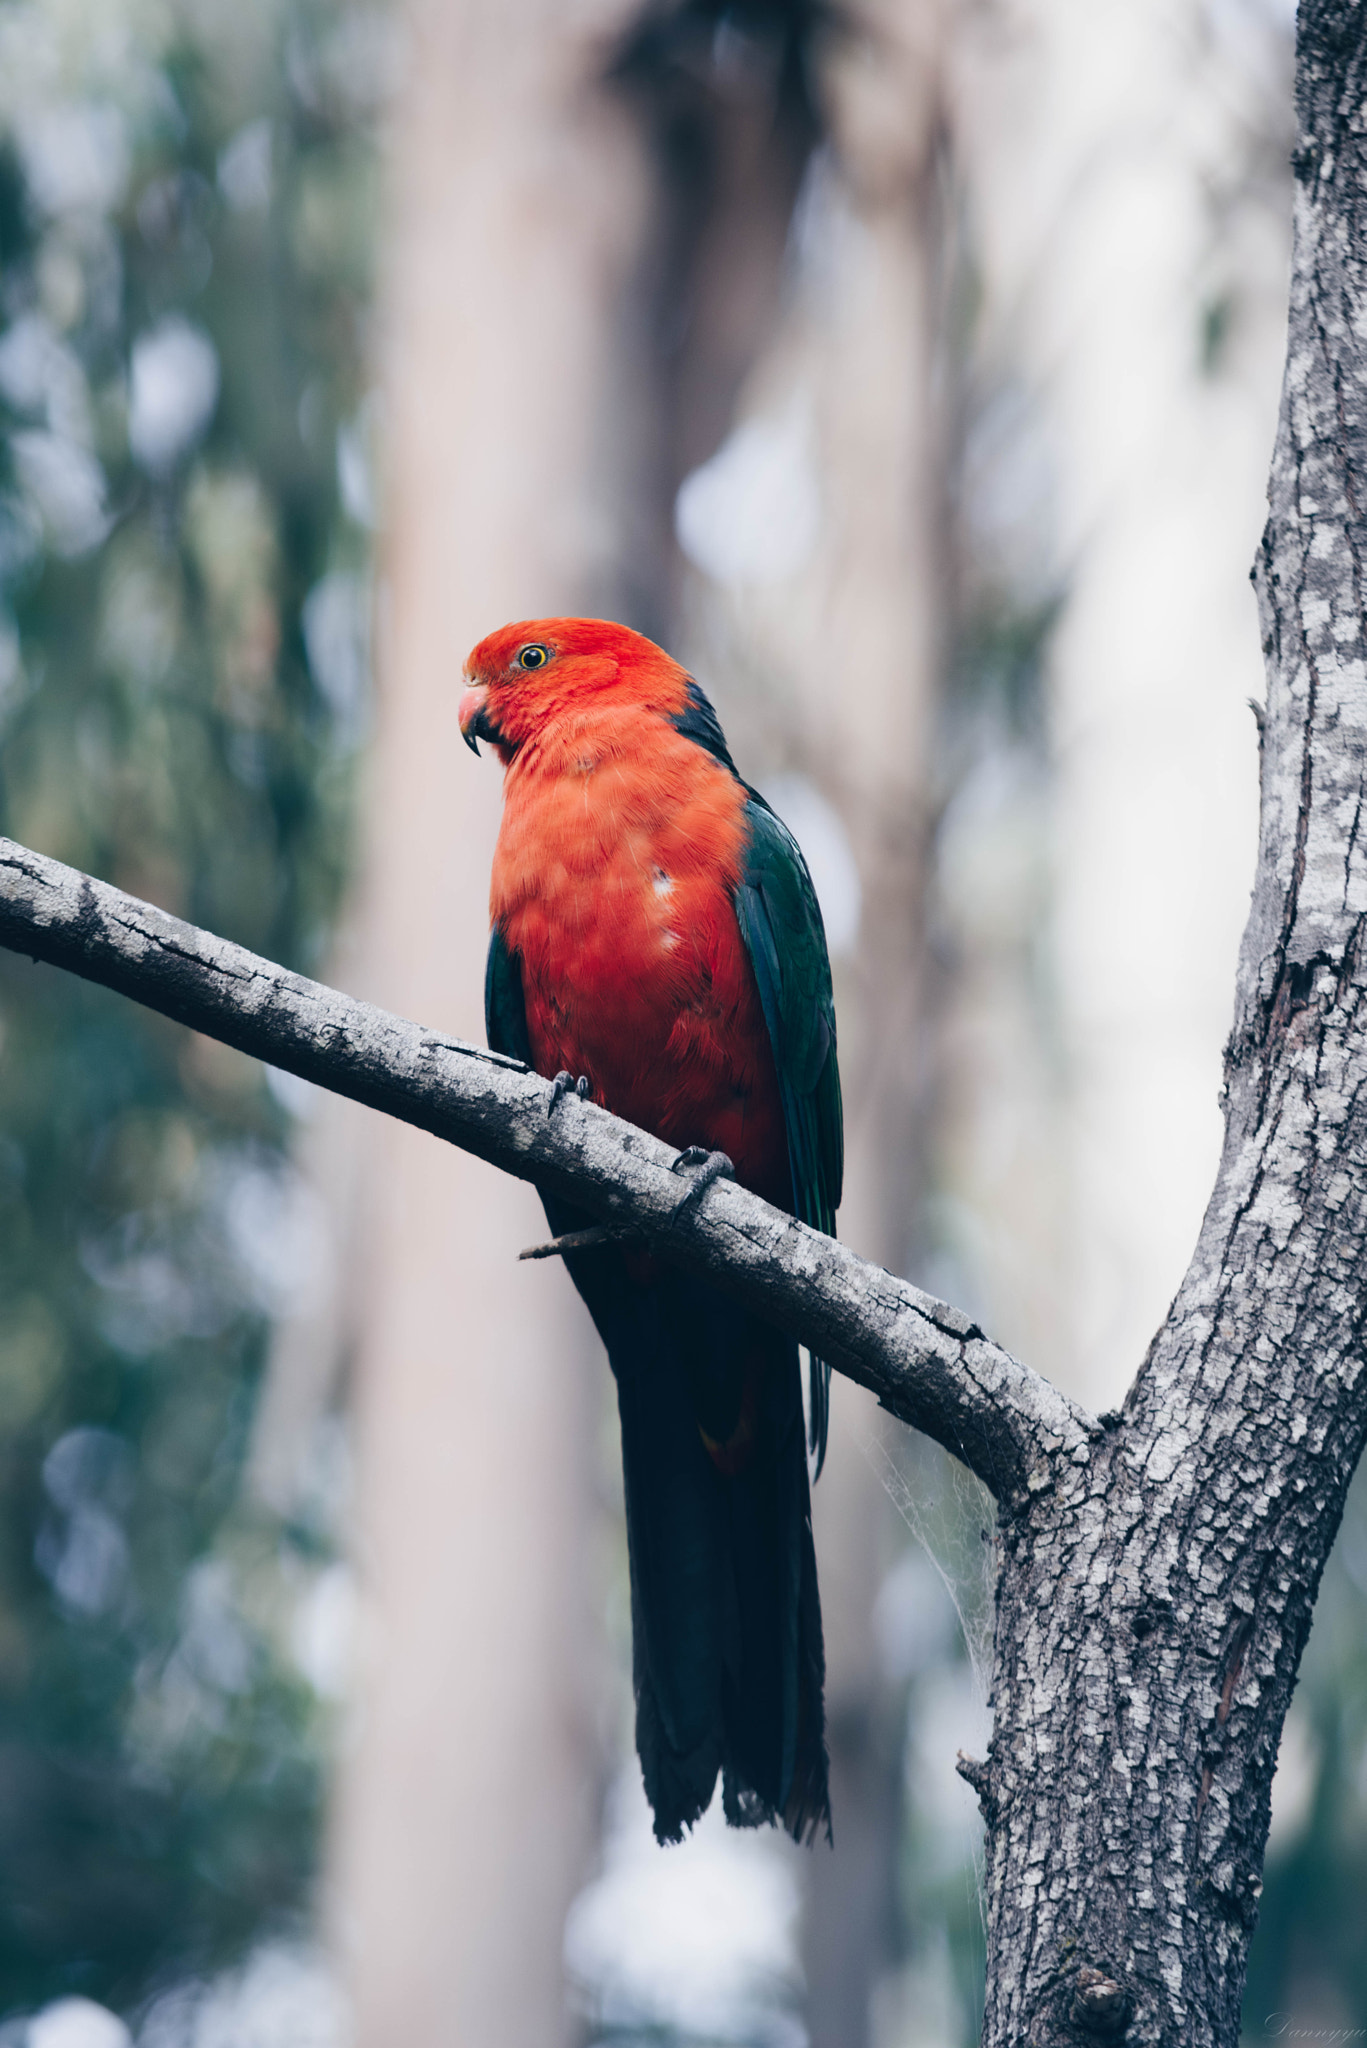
[975,4,1367,2040]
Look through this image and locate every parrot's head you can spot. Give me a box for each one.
[458,616,686,762]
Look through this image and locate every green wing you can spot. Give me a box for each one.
[734,791,844,1477]
[485,921,533,1067]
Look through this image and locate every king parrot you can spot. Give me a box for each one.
[458,616,842,1844]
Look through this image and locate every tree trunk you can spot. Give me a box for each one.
[973,6,1367,2040]
[325,6,647,2042]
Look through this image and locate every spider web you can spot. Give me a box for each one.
[854,1414,999,1963]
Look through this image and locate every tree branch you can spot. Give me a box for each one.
[0,832,1093,1502]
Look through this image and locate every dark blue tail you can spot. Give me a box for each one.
[553,1201,829,1844]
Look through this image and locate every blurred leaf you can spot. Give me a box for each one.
[0,0,381,2017]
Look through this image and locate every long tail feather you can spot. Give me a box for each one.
[549,1196,829,1844]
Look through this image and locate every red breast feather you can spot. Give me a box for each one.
[471,619,790,1209]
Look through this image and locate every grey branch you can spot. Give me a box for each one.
[0,833,1093,1503]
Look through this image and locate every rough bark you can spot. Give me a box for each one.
[973,5,1367,2042]
[0,833,1088,1502]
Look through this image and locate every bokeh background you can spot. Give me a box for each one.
[0,1,1360,2045]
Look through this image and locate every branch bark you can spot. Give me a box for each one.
[0,833,1090,1504]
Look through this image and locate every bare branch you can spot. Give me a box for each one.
[0,832,1093,1502]
[518,1224,638,1260]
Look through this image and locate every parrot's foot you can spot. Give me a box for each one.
[547,1071,592,1117]
[669,1146,735,1221]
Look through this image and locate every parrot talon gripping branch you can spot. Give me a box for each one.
[667,1145,735,1213]
[546,1068,592,1115]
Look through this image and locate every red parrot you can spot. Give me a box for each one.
[458,616,841,1844]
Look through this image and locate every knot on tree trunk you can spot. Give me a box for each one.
[954,1749,997,1821]
[1071,1968,1131,2038]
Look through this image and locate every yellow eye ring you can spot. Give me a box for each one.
[518,644,549,671]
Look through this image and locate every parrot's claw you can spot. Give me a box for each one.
[547,1071,592,1117]
[668,1146,735,1222]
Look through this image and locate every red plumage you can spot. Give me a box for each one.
[461,616,833,1844]
[463,616,790,1209]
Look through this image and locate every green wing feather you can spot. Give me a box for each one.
[485,920,532,1067]
[734,791,844,1477]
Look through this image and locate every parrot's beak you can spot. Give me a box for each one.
[458,683,497,755]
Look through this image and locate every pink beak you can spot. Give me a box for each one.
[458,683,493,754]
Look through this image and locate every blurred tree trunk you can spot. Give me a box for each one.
[325,6,647,2044]
[792,11,953,2044]
[949,0,1288,1407]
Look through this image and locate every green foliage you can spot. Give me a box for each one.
[0,0,381,2015]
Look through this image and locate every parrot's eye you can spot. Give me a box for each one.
[518,644,550,671]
